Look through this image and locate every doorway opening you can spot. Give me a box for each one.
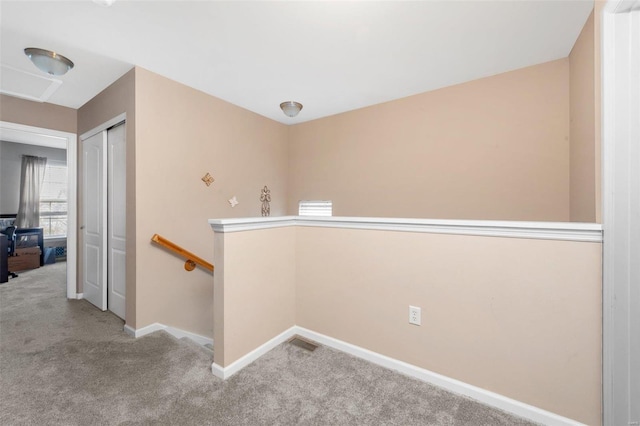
[0,121,77,298]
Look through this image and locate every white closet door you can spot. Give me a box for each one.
[82,132,107,311]
[107,123,126,320]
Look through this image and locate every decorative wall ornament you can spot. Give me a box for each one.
[228,196,239,208]
[201,172,215,187]
[260,186,271,217]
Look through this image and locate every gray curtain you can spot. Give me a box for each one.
[15,155,47,228]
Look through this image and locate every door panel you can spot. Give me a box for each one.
[107,123,126,319]
[84,244,100,292]
[82,132,107,310]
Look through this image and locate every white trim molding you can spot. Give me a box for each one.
[295,327,586,426]
[79,113,127,141]
[211,327,297,380]
[124,323,167,338]
[123,323,213,347]
[210,325,585,425]
[209,216,297,233]
[65,129,78,301]
[163,327,213,347]
[209,216,602,242]
[602,2,640,425]
[0,121,68,149]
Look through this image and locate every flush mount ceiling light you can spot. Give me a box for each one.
[280,101,303,118]
[24,48,74,76]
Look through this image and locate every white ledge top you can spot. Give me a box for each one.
[208,216,603,242]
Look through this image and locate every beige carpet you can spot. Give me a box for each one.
[0,262,537,425]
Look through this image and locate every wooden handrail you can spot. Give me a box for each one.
[151,234,214,273]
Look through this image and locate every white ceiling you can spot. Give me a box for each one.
[0,0,594,124]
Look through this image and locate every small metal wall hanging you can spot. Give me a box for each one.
[260,186,271,217]
[201,172,215,187]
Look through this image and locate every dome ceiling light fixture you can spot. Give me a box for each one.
[280,101,303,118]
[24,48,74,76]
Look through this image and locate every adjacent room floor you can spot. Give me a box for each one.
[0,263,536,425]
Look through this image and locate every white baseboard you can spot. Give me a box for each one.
[124,322,167,338]
[123,320,583,425]
[163,326,213,346]
[123,323,213,347]
[211,326,297,380]
[294,327,585,426]
[75,293,83,299]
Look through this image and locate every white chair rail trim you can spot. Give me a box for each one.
[208,216,602,242]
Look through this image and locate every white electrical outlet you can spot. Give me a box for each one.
[409,306,421,325]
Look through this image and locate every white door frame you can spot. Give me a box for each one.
[602,1,640,425]
[0,121,77,299]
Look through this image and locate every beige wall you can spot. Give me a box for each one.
[213,227,296,366]
[295,227,601,425]
[0,94,77,134]
[288,59,571,221]
[569,8,601,223]
[134,68,289,337]
[77,68,137,324]
[75,66,288,336]
[594,1,604,223]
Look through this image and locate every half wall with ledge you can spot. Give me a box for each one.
[209,216,602,426]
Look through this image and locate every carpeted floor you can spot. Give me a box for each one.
[0,262,538,425]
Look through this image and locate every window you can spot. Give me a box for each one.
[298,200,332,217]
[39,161,67,237]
